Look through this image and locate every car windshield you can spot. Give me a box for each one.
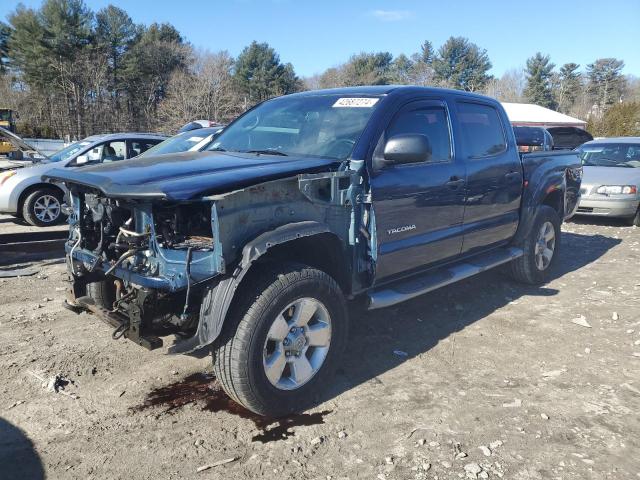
[47,141,92,162]
[579,143,640,168]
[139,130,215,157]
[207,94,381,160]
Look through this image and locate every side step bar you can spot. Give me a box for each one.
[368,247,523,310]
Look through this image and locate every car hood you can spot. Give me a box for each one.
[43,151,340,201]
[582,166,640,186]
[7,159,62,177]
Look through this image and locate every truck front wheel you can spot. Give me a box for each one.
[509,205,561,285]
[212,263,348,417]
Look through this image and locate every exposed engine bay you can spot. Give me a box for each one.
[63,170,366,353]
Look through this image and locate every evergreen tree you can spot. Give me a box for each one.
[234,41,300,104]
[0,22,10,72]
[587,58,625,112]
[432,37,492,91]
[341,51,393,86]
[96,5,138,89]
[554,63,581,113]
[524,52,556,109]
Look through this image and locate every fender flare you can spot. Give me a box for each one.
[168,221,332,354]
[513,170,567,246]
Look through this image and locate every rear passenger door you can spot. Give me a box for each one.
[454,101,523,254]
[370,99,467,281]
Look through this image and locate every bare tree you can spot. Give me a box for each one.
[158,50,240,131]
[485,69,526,102]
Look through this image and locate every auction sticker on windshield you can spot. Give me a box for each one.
[333,98,379,108]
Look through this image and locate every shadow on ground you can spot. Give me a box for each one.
[326,230,622,406]
[0,418,44,479]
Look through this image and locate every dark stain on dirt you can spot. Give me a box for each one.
[134,372,331,443]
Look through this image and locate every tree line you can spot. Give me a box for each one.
[1,0,638,140]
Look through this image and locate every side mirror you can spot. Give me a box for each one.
[383,134,432,166]
[75,154,88,165]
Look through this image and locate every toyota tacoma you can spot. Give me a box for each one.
[44,86,582,416]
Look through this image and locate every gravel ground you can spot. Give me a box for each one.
[0,216,639,479]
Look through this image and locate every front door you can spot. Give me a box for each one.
[370,99,467,282]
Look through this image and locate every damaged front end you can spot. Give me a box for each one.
[65,187,225,350]
[60,158,374,355]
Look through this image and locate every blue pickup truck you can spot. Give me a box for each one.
[45,86,582,416]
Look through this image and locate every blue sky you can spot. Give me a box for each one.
[2,0,639,78]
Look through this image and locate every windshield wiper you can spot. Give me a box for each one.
[208,147,227,152]
[243,149,288,156]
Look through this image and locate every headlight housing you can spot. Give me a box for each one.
[596,185,637,195]
[0,170,17,187]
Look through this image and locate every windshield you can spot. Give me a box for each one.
[207,94,381,160]
[47,141,92,163]
[579,143,640,168]
[139,130,215,157]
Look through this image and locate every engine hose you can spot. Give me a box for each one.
[104,249,137,276]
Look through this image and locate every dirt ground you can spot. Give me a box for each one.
[0,216,639,480]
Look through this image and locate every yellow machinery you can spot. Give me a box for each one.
[0,108,16,155]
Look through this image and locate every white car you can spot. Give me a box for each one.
[0,133,166,226]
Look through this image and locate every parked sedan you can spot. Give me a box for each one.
[0,133,166,226]
[575,137,640,226]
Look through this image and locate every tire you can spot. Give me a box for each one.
[212,262,348,417]
[87,279,116,310]
[22,187,65,227]
[626,207,640,227]
[509,205,561,285]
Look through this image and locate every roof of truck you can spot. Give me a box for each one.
[287,85,494,101]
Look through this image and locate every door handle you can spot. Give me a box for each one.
[504,171,521,182]
[445,177,465,188]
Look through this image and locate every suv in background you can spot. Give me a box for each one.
[0,133,166,226]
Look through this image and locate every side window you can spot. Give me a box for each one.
[456,102,506,158]
[386,105,452,163]
[102,141,126,162]
[130,140,158,157]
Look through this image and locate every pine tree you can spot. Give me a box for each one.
[524,52,556,109]
[432,37,492,91]
[586,58,625,113]
[234,41,300,104]
[554,63,581,113]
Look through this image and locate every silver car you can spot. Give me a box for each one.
[575,137,640,226]
[0,133,165,226]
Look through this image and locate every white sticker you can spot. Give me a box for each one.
[332,97,379,108]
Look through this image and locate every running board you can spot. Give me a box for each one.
[368,247,523,310]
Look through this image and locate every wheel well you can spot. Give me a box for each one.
[242,233,352,295]
[541,189,563,217]
[18,183,65,214]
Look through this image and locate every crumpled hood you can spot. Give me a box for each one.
[582,166,640,187]
[43,151,339,201]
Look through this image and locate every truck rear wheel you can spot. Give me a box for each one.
[509,205,561,285]
[212,263,348,417]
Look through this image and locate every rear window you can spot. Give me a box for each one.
[457,102,506,158]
